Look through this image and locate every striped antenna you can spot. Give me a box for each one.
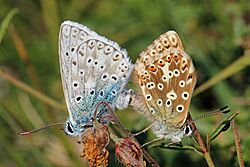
[193,106,230,122]
[18,122,64,136]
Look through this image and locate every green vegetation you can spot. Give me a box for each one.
[0,0,249,166]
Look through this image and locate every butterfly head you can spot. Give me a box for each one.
[64,118,93,136]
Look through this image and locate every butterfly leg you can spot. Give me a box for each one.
[141,137,164,148]
[133,123,155,136]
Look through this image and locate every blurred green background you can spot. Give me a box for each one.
[0,0,250,167]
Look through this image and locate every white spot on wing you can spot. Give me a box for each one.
[166,90,177,100]
[166,99,172,107]
[145,94,152,101]
[176,104,184,112]
[157,99,163,106]
[179,80,185,87]
[173,69,180,77]
[182,91,189,100]
[157,83,164,90]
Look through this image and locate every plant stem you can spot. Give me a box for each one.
[104,103,159,167]
[231,120,245,167]
[188,114,215,167]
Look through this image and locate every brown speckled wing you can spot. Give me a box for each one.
[135,31,196,128]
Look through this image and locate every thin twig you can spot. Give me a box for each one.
[188,114,215,167]
[231,120,245,167]
[100,102,160,167]
[194,54,250,96]
[0,69,66,111]
[95,101,159,166]
[8,24,42,90]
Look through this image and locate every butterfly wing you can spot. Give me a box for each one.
[59,21,133,125]
[135,31,196,128]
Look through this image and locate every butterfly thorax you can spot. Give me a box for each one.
[152,121,192,143]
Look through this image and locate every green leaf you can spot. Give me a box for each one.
[0,8,19,45]
[209,112,239,142]
[159,142,203,156]
[194,54,250,96]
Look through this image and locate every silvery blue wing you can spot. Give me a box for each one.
[59,21,134,136]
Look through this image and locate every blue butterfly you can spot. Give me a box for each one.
[59,21,133,136]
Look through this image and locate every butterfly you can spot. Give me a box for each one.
[59,21,134,136]
[134,31,197,143]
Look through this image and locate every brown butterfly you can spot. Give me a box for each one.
[134,31,197,143]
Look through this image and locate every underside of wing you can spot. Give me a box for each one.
[59,21,133,124]
[135,31,196,128]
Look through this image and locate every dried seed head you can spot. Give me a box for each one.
[80,125,110,167]
[115,138,145,167]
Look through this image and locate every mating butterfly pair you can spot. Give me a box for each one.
[59,21,196,143]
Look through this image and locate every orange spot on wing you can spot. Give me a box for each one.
[148,65,157,72]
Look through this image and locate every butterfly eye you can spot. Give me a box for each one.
[184,125,192,136]
[66,122,74,134]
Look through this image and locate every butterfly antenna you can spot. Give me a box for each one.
[18,122,65,136]
[193,105,230,122]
